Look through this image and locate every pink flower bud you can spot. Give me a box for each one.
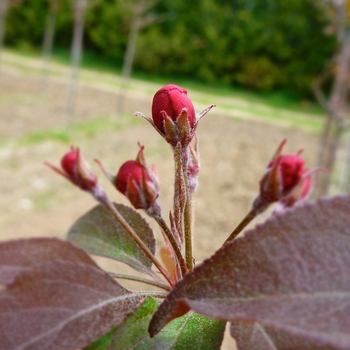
[45,146,98,191]
[268,155,304,194]
[151,84,196,147]
[152,84,196,133]
[259,140,306,203]
[277,171,311,209]
[115,148,159,210]
[61,151,78,178]
[136,85,214,148]
[116,161,144,194]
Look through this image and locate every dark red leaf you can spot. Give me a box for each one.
[0,261,143,350]
[149,195,350,349]
[230,321,278,350]
[0,238,99,285]
[230,320,336,350]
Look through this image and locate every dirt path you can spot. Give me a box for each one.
[0,55,322,349]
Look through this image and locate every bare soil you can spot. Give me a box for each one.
[0,63,320,349]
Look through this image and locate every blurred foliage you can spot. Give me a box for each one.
[6,0,335,95]
[6,0,73,48]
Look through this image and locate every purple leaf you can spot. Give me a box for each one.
[149,195,350,349]
[0,238,99,285]
[0,261,144,350]
[67,204,157,278]
[230,321,278,350]
[230,320,335,350]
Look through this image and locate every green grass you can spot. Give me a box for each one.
[2,45,327,138]
[6,45,325,117]
[19,129,71,145]
[0,93,43,104]
[8,46,123,76]
[9,115,138,148]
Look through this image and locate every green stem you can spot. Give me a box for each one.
[99,195,175,288]
[155,216,188,278]
[109,272,171,291]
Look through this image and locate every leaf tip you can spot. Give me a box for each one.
[148,299,190,337]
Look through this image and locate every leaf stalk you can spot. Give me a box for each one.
[96,192,175,288]
[224,197,269,244]
[108,272,171,291]
[155,215,188,278]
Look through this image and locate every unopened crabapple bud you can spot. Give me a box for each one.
[115,146,160,210]
[61,151,77,178]
[135,84,215,148]
[259,139,306,204]
[45,146,98,191]
[277,171,311,210]
[268,155,304,195]
[152,84,196,133]
[151,84,197,147]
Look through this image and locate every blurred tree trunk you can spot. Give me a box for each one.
[116,0,159,117]
[41,0,60,88]
[0,0,9,74]
[64,0,87,125]
[116,2,143,117]
[313,0,350,197]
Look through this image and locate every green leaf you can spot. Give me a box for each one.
[84,327,117,350]
[67,203,157,278]
[109,296,225,350]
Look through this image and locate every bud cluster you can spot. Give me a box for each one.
[46,83,320,282]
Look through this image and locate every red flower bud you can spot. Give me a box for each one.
[136,85,214,148]
[116,161,144,194]
[152,84,196,132]
[277,171,311,210]
[61,151,78,178]
[259,139,306,203]
[268,155,304,194]
[115,147,159,210]
[45,146,98,191]
[151,84,196,147]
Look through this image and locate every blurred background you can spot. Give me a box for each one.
[0,0,349,347]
